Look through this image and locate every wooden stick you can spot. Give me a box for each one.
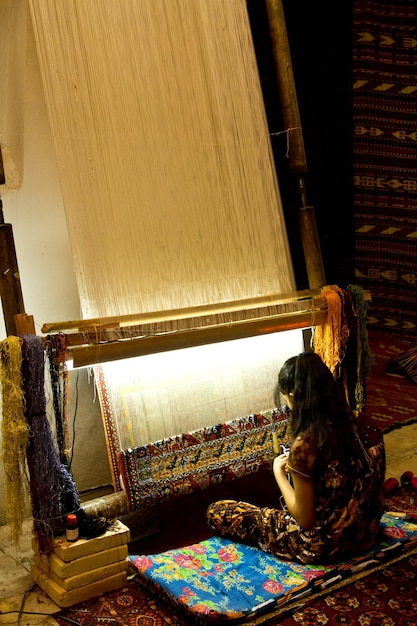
[14,313,36,335]
[0,209,26,335]
[41,288,322,334]
[265,0,326,289]
[70,305,327,368]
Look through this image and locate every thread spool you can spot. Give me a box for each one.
[384,477,399,495]
[410,477,417,492]
[401,471,414,486]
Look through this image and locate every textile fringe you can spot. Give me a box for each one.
[0,336,29,548]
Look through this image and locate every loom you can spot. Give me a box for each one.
[0,1,368,544]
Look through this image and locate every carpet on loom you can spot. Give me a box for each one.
[353,0,417,337]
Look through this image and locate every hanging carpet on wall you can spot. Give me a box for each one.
[353,0,417,337]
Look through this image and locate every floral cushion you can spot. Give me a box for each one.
[129,514,417,623]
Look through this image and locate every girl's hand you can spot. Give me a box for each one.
[273,453,289,475]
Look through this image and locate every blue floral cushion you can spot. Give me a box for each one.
[129,514,417,623]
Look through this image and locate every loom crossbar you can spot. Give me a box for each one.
[41,290,327,367]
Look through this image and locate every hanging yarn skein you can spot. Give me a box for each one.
[346,284,373,411]
[46,333,70,465]
[21,334,80,553]
[312,286,350,378]
[0,336,30,548]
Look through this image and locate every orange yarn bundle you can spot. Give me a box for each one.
[312,286,349,378]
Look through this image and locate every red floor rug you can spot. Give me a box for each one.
[278,553,417,626]
[365,330,417,433]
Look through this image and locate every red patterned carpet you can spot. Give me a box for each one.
[365,330,417,433]
[278,554,417,626]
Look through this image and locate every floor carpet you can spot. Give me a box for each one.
[365,330,417,433]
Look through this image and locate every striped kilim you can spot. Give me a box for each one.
[353,0,417,336]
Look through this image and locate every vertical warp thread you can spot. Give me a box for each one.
[28,0,299,454]
[28,0,295,319]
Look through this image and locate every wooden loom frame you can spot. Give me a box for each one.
[2,1,333,518]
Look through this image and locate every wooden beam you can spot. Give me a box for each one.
[0,215,26,335]
[265,0,326,290]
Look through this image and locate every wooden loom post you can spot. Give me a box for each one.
[0,196,34,336]
[264,0,326,290]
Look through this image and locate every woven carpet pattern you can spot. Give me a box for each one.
[117,409,291,511]
[353,0,417,336]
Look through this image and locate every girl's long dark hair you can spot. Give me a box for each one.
[276,351,356,455]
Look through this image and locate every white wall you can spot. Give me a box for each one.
[0,6,112,526]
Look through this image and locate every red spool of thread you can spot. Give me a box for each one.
[410,477,417,492]
[384,477,399,494]
[401,471,414,486]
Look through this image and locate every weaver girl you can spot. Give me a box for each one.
[207,351,386,564]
